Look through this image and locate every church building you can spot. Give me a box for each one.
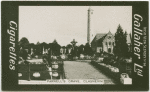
[87,7,115,54]
[87,7,132,54]
[91,31,115,53]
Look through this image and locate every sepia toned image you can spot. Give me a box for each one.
[18,6,132,85]
[2,1,149,91]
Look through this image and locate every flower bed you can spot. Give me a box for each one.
[18,60,65,80]
[91,61,121,83]
[18,63,50,80]
[91,57,132,84]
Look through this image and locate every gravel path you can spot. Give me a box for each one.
[64,61,114,82]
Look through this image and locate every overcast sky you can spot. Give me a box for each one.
[19,6,132,46]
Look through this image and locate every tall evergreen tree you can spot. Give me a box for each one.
[123,31,129,57]
[51,39,61,56]
[35,41,41,55]
[114,24,128,57]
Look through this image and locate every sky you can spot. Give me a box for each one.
[19,6,132,46]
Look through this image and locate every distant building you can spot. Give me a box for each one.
[91,31,115,53]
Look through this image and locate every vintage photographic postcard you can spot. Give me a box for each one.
[1,1,149,91]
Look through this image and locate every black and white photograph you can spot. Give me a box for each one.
[1,1,149,91]
[18,6,132,85]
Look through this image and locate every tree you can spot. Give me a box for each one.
[70,39,77,58]
[21,49,28,60]
[35,41,42,55]
[72,46,78,57]
[19,37,29,49]
[84,43,93,56]
[61,46,66,54]
[28,43,35,54]
[123,31,129,57]
[66,44,72,54]
[51,39,61,56]
[48,43,53,48]
[41,42,48,54]
[114,24,128,57]
[29,43,35,48]
[41,42,47,48]
[19,37,30,58]
[77,44,84,57]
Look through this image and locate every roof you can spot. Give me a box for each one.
[97,34,107,46]
[91,33,105,44]
[91,31,115,43]
[94,33,106,41]
[91,31,132,46]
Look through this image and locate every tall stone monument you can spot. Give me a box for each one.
[87,6,94,45]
